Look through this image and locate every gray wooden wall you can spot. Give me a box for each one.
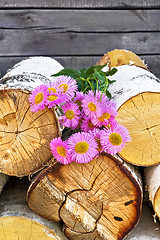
[0,1,160,77]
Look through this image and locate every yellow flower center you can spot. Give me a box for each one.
[109,133,122,146]
[48,95,58,102]
[98,113,110,122]
[88,102,97,112]
[88,120,94,128]
[75,141,89,154]
[35,92,44,105]
[65,110,75,120]
[59,84,68,93]
[48,87,57,93]
[57,146,66,157]
[95,138,102,152]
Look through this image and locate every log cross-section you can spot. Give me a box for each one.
[28,154,143,240]
[0,73,60,177]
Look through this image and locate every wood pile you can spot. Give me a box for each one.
[0,51,159,239]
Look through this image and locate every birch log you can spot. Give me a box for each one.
[3,56,63,80]
[144,165,160,220]
[0,57,63,177]
[27,153,143,240]
[100,64,160,166]
[0,177,67,240]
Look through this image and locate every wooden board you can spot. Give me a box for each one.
[0,31,159,56]
[0,0,160,9]
[0,10,160,32]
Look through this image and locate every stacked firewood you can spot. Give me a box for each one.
[0,50,159,240]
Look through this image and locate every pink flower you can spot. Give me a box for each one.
[81,117,97,132]
[60,102,80,129]
[74,91,84,110]
[50,137,72,164]
[45,82,65,108]
[89,128,104,153]
[57,75,78,102]
[82,94,102,119]
[29,84,48,113]
[94,90,109,103]
[67,132,98,163]
[100,124,131,155]
[92,105,118,127]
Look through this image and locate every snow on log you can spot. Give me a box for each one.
[96,49,148,70]
[0,177,67,240]
[101,64,160,166]
[0,58,63,177]
[27,153,143,240]
[144,165,160,220]
[3,56,64,80]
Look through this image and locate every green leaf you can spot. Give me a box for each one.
[85,65,107,77]
[104,68,117,76]
[105,90,112,99]
[51,68,82,79]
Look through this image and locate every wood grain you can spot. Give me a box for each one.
[0,10,160,32]
[0,178,67,239]
[28,154,142,240]
[0,31,159,56]
[0,0,159,9]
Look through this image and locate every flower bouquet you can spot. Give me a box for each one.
[29,64,131,165]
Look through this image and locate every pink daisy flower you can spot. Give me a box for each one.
[74,91,84,110]
[46,81,66,108]
[50,137,72,164]
[89,128,104,153]
[29,84,48,113]
[94,90,109,103]
[92,105,118,127]
[57,75,78,102]
[81,94,102,119]
[104,118,118,130]
[59,102,80,129]
[68,132,98,163]
[100,124,131,155]
[81,117,97,132]
[107,98,117,109]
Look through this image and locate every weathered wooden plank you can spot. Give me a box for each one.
[0,0,159,9]
[0,10,160,32]
[0,31,159,56]
[0,55,160,79]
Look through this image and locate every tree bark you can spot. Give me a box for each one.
[0,57,63,177]
[3,56,63,80]
[0,177,67,240]
[144,165,160,220]
[101,64,160,166]
[27,153,143,240]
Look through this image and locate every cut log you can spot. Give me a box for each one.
[0,177,67,240]
[64,204,160,240]
[99,64,160,166]
[3,56,64,80]
[96,49,148,70]
[0,72,61,177]
[27,154,143,240]
[144,164,160,220]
